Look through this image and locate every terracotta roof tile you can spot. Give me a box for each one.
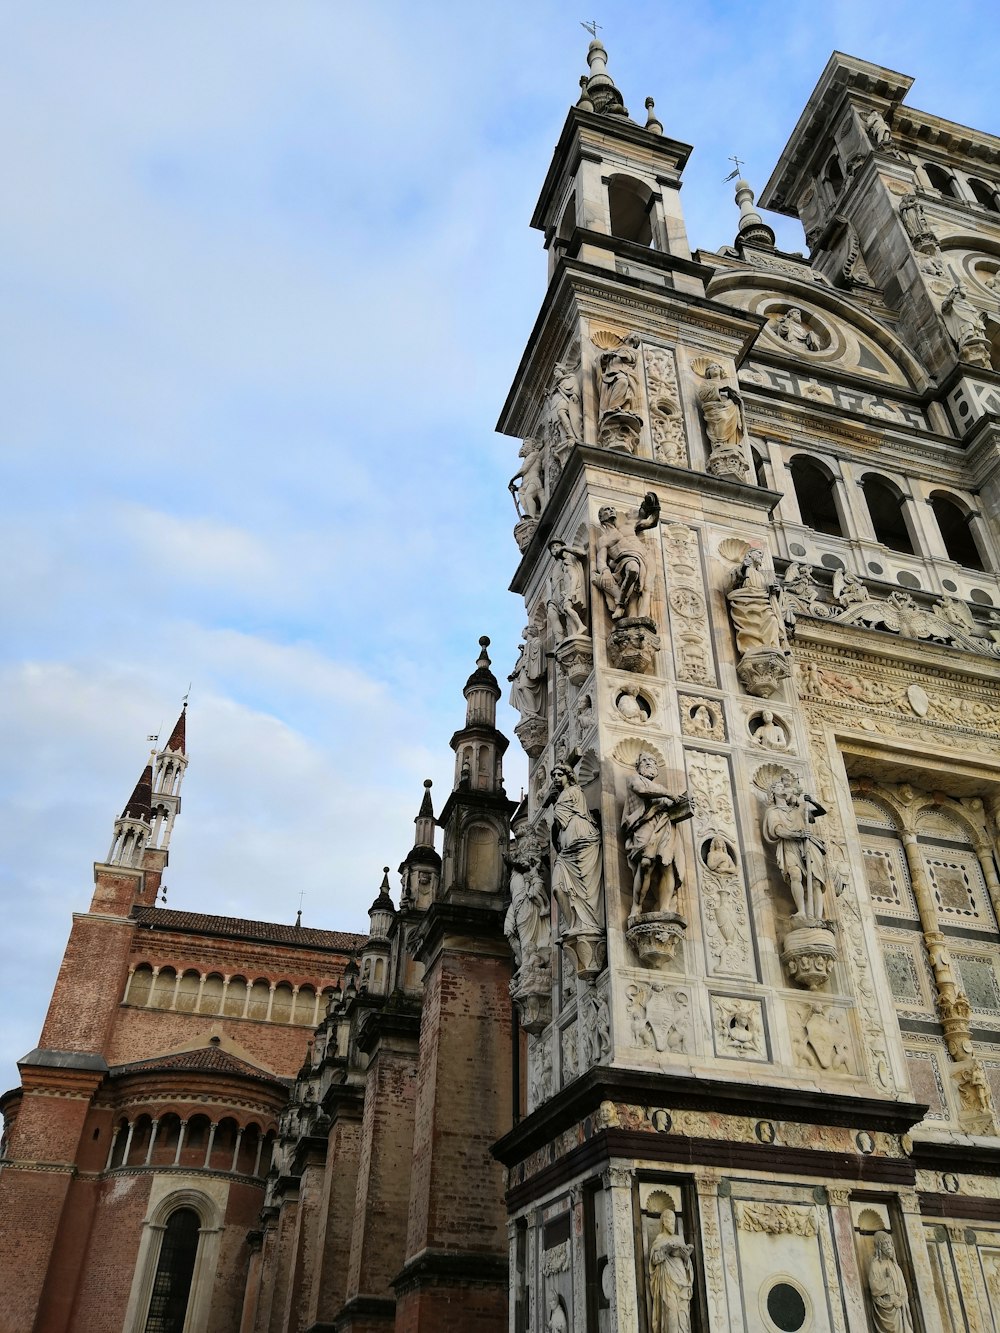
[111,1045,288,1086]
[131,905,364,953]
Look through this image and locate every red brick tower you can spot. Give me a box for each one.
[392,637,515,1332]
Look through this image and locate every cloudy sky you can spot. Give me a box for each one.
[1,0,997,1088]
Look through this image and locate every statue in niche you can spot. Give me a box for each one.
[754,711,788,750]
[648,1210,694,1333]
[899,193,935,250]
[695,361,745,442]
[623,753,689,918]
[942,281,991,366]
[545,755,604,974]
[508,438,544,521]
[616,686,648,723]
[688,703,715,737]
[864,108,894,152]
[705,835,737,875]
[775,307,821,352]
[598,333,640,418]
[547,539,589,640]
[550,362,584,455]
[508,625,546,721]
[867,1232,914,1333]
[727,548,793,656]
[593,493,661,622]
[503,835,550,970]
[762,778,830,923]
[546,1292,569,1333]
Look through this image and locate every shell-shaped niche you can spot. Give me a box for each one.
[718,536,753,564]
[612,737,668,771]
[751,762,797,794]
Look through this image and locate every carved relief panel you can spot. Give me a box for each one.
[685,748,756,981]
[661,523,717,688]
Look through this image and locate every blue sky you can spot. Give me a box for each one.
[1,0,997,1088]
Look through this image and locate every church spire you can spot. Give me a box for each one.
[107,760,153,866]
[399,779,441,910]
[150,701,189,853]
[733,176,776,249]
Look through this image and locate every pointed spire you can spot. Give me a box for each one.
[644,97,663,136]
[463,636,501,728]
[414,779,435,847]
[121,763,153,822]
[164,703,186,755]
[733,177,776,249]
[371,866,394,913]
[579,39,629,119]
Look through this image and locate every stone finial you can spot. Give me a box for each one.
[576,75,595,113]
[644,97,663,136]
[734,178,776,249]
[579,39,629,119]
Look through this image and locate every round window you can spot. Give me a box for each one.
[766,1281,807,1332]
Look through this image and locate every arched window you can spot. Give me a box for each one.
[143,1207,200,1333]
[607,174,655,247]
[222,976,247,1018]
[197,974,224,1016]
[924,163,959,198]
[175,970,200,1014]
[247,978,270,1021]
[968,178,1000,213]
[292,984,316,1025]
[823,154,844,197]
[271,982,294,1024]
[126,964,154,1007]
[930,493,986,570]
[789,457,844,537]
[862,475,915,553]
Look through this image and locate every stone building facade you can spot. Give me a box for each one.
[5,39,1000,1333]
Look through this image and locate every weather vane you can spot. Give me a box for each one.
[724,154,746,182]
[580,19,602,38]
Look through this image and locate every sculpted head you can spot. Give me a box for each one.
[551,762,576,788]
[660,1209,676,1234]
[874,1232,894,1261]
[598,505,618,526]
[548,538,567,558]
[704,362,724,380]
[636,752,658,779]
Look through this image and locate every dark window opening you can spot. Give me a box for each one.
[862,476,914,554]
[790,457,844,536]
[751,447,768,488]
[924,163,959,198]
[824,155,844,195]
[608,175,655,247]
[144,1208,200,1333]
[931,494,986,570]
[968,178,999,212]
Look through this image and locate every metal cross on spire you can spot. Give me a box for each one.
[580,19,602,38]
[724,154,746,182]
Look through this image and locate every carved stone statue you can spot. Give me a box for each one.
[864,108,894,152]
[545,755,605,979]
[508,625,546,721]
[594,332,642,451]
[775,307,820,352]
[509,438,544,521]
[546,1292,569,1333]
[833,568,870,608]
[550,362,583,456]
[867,1232,913,1333]
[648,1210,694,1333]
[695,361,749,479]
[504,835,550,971]
[762,778,830,923]
[899,193,935,250]
[623,753,688,918]
[593,493,660,623]
[547,539,589,640]
[942,281,991,367]
[727,548,793,697]
[754,711,788,749]
[728,549,792,655]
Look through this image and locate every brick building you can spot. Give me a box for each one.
[7,37,1000,1333]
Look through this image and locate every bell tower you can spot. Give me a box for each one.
[496,38,930,1333]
